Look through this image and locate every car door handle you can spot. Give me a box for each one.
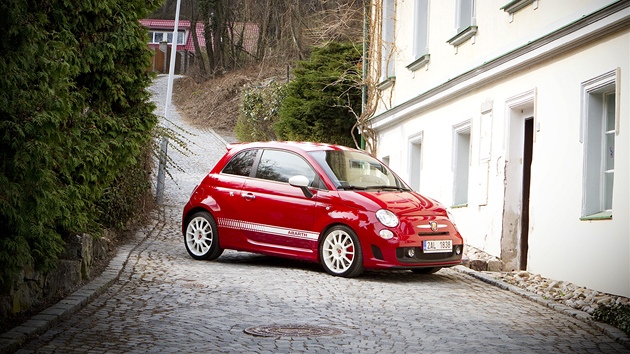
[241,192,255,201]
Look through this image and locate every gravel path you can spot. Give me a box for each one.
[148,74,232,207]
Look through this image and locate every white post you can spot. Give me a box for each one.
[156,0,182,204]
[165,0,182,119]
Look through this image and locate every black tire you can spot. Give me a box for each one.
[411,267,442,274]
[319,225,364,277]
[184,211,224,260]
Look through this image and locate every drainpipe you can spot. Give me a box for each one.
[361,0,369,150]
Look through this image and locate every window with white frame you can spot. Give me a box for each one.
[456,0,475,33]
[581,71,617,219]
[148,31,185,45]
[409,133,423,191]
[413,0,429,59]
[380,0,396,84]
[448,0,477,47]
[407,0,429,71]
[453,122,471,206]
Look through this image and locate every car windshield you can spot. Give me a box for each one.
[309,150,410,191]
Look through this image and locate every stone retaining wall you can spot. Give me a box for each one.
[0,232,114,323]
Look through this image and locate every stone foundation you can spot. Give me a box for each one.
[461,245,504,272]
[0,232,114,324]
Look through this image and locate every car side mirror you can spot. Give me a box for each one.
[289,175,313,198]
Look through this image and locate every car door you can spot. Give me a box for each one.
[237,149,320,259]
[212,148,259,249]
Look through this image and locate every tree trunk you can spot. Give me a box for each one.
[255,0,271,60]
[186,0,207,78]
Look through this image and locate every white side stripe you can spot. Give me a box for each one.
[218,218,319,241]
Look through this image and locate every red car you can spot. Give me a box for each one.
[182,141,464,277]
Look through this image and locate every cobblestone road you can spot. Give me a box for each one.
[11,76,629,353]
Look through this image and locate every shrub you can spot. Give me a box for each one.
[0,0,160,289]
[276,42,362,147]
[97,147,155,230]
[593,302,630,335]
[236,82,287,142]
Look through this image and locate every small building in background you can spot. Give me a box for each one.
[140,19,203,74]
[139,19,259,75]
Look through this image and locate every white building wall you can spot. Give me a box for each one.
[371,0,630,296]
[381,0,622,112]
[525,34,630,296]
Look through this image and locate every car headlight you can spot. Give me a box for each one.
[376,209,399,227]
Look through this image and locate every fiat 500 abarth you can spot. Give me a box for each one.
[182,141,464,277]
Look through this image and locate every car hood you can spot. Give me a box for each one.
[339,190,445,216]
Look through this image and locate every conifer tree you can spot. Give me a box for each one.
[276,42,362,147]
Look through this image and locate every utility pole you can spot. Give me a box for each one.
[156,0,182,204]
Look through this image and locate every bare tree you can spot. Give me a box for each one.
[149,0,381,151]
[186,0,208,78]
[305,0,364,45]
[152,0,363,69]
[199,0,229,76]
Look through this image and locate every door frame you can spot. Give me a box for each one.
[501,89,536,271]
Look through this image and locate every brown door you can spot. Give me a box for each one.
[519,117,534,270]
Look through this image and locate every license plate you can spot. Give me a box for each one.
[423,240,452,253]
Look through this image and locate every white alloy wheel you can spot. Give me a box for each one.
[184,212,223,260]
[320,226,363,277]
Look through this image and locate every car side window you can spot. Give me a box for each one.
[222,149,258,177]
[256,149,317,184]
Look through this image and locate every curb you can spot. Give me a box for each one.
[454,265,630,350]
[0,218,162,354]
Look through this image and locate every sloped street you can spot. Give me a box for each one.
[7,76,629,353]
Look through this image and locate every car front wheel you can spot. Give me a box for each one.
[320,225,363,277]
[184,211,224,260]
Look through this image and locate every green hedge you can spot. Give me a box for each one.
[0,0,161,290]
[276,42,362,147]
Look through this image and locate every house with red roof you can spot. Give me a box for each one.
[139,19,258,74]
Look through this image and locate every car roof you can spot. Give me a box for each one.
[226,141,357,153]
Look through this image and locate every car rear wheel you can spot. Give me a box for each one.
[320,225,363,277]
[184,211,224,260]
[411,267,442,274]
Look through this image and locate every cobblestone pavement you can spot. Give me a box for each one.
[6,76,630,353]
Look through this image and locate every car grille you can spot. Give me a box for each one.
[417,231,450,236]
[395,246,462,263]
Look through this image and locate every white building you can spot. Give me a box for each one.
[369,0,629,297]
